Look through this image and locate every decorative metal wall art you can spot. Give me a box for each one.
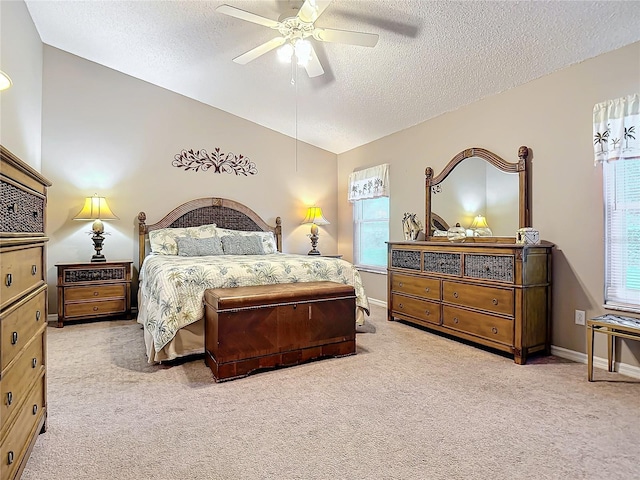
[173,148,257,175]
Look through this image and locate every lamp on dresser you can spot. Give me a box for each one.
[301,206,330,255]
[74,194,119,262]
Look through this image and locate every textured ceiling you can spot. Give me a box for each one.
[25,0,640,154]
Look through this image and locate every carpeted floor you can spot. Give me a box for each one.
[22,303,640,480]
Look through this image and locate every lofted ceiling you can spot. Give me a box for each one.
[24,0,640,154]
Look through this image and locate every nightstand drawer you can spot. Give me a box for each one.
[64,299,126,318]
[65,284,125,301]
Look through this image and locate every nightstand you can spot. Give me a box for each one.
[56,261,132,328]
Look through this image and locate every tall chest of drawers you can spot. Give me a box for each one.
[1,146,51,480]
[388,241,553,364]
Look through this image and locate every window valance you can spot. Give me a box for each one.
[348,163,389,202]
[593,93,639,165]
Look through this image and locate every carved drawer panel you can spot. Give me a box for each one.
[0,180,45,234]
[464,254,514,283]
[442,281,514,317]
[391,293,441,325]
[62,266,126,284]
[64,299,126,318]
[1,331,44,431]
[65,284,125,302]
[1,288,46,371]
[391,250,421,270]
[443,305,514,346]
[391,273,440,301]
[0,245,44,311]
[423,252,461,276]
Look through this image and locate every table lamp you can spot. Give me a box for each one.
[301,206,329,255]
[470,214,492,237]
[74,195,119,262]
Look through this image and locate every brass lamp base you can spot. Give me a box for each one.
[90,232,107,262]
[307,232,321,255]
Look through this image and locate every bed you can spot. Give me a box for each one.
[137,197,370,363]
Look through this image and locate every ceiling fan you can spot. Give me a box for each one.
[216,0,379,78]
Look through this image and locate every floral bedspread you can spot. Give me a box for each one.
[138,253,370,352]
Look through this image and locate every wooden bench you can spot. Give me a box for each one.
[203,281,356,382]
[587,314,640,381]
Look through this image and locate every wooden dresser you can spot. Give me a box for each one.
[388,241,553,364]
[0,145,51,480]
[56,261,132,328]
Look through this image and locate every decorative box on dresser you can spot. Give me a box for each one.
[56,261,132,328]
[0,145,51,480]
[388,241,553,364]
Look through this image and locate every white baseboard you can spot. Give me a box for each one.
[367,297,387,308]
[551,345,640,380]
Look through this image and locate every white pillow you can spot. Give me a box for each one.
[149,223,217,255]
[215,227,278,254]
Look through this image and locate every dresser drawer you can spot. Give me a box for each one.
[390,249,421,270]
[0,179,46,235]
[0,374,45,480]
[443,281,514,316]
[423,252,462,276]
[1,332,45,431]
[464,254,514,283]
[64,299,126,318]
[0,245,44,311]
[1,288,46,371]
[443,305,514,345]
[392,293,441,325]
[391,273,440,300]
[65,284,125,301]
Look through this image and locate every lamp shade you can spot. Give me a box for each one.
[470,215,489,229]
[74,195,119,221]
[301,206,330,226]
[0,71,12,91]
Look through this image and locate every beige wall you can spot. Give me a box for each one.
[338,41,640,368]
[41,46,338,311]
[0,0,43,168]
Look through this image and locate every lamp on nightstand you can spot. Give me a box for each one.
[74,194,119,262]
[301,206,330,255]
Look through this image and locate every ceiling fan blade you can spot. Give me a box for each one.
[297,0,332,23]
[233,37,286,65]
[314,28,379,47]
[216,4,280,28]
[304,45,325,78]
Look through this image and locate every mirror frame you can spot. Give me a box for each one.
[425,146,530,241]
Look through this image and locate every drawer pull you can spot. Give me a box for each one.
[453,292,458,298]
[33,404,38,415]
[8,203,16,214]
[32,357,38,368]
[398,282,403,287]
[492,327,498,334]
[425,310,430,316]
[11,331,18,344]
[453,317,459,324]
[425,287,430,293]
[36,310,41,321]
[5,273,12,287]
[94,291,99,296]
[33,210,39,219]
[32,264,37,275]
[7,451,14,465]
[492,299,498,305]
[93,306,99,311]
[398,303,404,309]
[7,391,13,406]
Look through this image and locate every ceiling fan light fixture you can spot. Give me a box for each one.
[277,43,294,63]
[294,39,312,65]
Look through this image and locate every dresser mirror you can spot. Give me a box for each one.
[425,146,530,240]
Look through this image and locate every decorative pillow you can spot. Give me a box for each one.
[176,236,224,256]
[215,227,278,254]
[149,223,217,255]
[221,235,264,255]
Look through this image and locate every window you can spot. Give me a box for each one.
[603,158,640,310]
[348,163,389,271]
[595,94,639,311]
[353,196,389,270]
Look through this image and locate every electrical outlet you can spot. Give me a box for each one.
[575,310,586,326]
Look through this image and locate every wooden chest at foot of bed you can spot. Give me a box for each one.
[203,281,356,381]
